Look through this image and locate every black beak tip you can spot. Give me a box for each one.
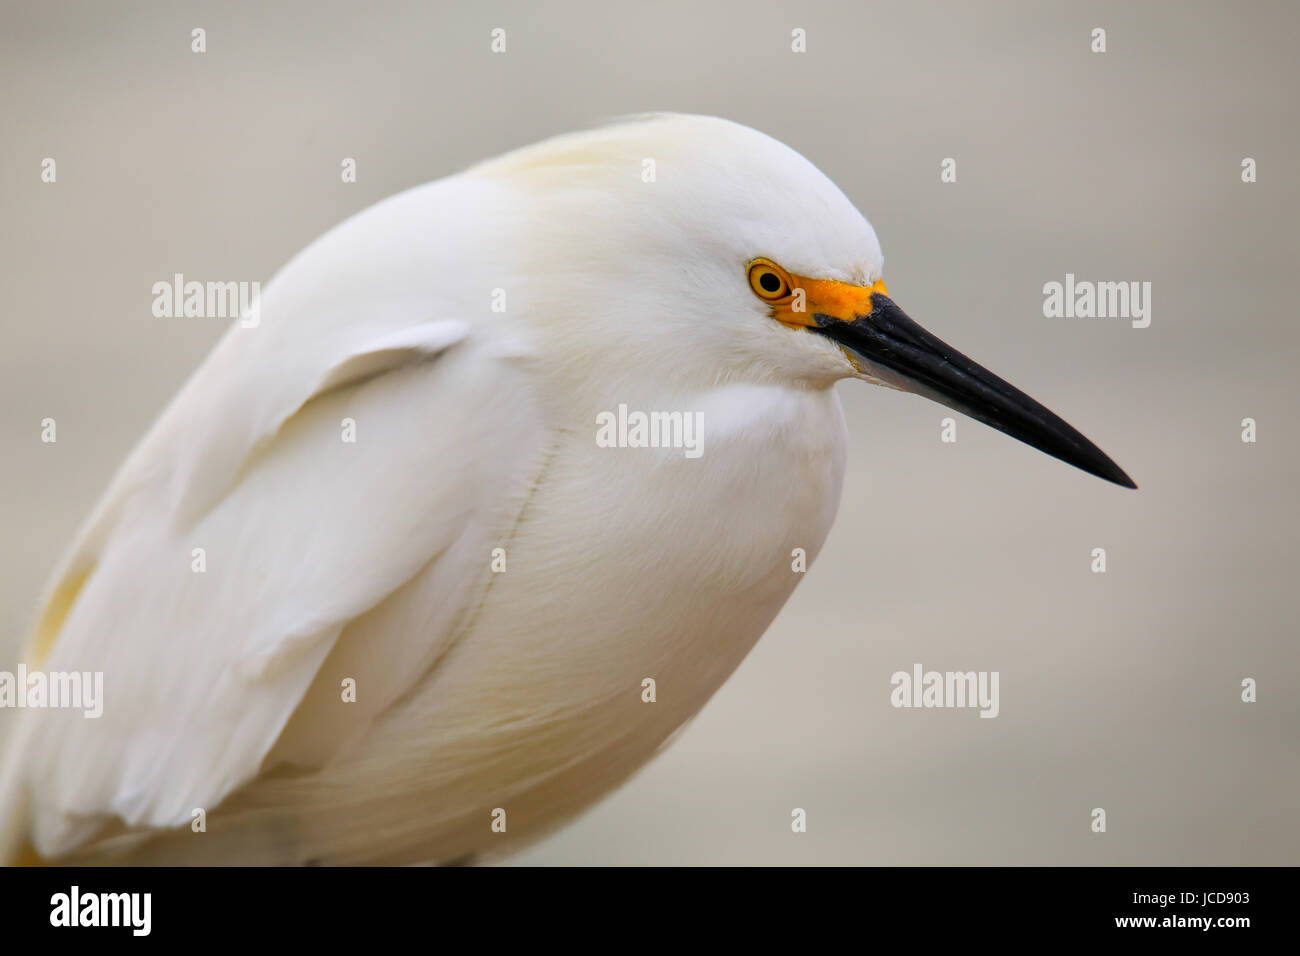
[1104,463,1138,490]
[1056,438,1137,489]
[1060,434,1133,489]
[1074,443,1136,489]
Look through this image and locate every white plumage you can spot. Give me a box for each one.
[0,116,868,864]
[0,113,1130,865]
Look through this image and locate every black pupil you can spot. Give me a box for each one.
[759,271,782,293]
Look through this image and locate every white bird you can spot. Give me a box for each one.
[0,114,1133,866]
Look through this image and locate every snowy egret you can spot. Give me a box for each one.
[0,114,1132,865]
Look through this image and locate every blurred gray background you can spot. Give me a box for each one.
[2,0,1296,864]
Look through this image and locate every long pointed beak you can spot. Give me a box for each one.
[813,294,1136,488]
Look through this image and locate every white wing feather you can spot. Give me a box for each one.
[1,178,545,858]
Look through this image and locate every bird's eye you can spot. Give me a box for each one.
[748,260,792,301]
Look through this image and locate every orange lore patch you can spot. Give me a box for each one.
[773,274,889,329]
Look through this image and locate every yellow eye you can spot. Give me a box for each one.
[747,259,792,301]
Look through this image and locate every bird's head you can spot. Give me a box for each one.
[474,114,1134,488]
